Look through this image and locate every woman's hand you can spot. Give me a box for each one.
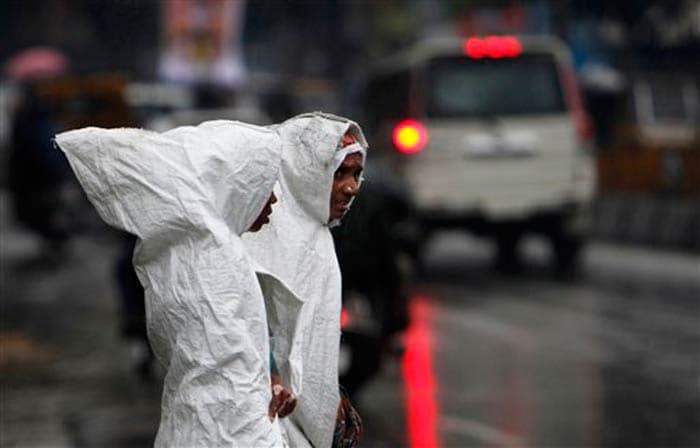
[268,374,297,421]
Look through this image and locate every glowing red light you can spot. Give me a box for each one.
[464,37,486,59]
[502,36,523,57]
[340,309,349,329]
[463,36,522,59]
[485,36,506,58]
[392,120,429,155]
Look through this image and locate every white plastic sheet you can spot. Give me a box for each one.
[56,121,293,447]
[244,112,368,448]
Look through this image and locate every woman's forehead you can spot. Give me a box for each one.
[341,152,364,166]
[341,133,357,147]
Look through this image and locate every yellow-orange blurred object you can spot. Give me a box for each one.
[596,74,699,196]
[597,124,700,194]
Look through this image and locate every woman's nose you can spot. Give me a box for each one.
[344,179,359,195]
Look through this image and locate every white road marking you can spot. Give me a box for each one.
[441,415,523,446]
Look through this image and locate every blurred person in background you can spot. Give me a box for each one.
[55,120,298,447]
[244,112,367,448]
[8,80,72,260]
[113,232,153,380]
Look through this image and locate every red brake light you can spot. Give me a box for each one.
[465,38,487,59]
[464,36,522,59]
[392,119,429,155]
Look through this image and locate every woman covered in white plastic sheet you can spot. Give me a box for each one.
[244,112,368,448]
[55,120,300,447]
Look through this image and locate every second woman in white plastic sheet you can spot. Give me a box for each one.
[244,112,368,448]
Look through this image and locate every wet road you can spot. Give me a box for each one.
[358,233,700,447]
[2,216,699,446]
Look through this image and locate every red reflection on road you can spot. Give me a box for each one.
[402,296,441,448]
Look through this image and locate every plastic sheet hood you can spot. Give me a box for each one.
[56,121,281,238]
[273,112,367,225]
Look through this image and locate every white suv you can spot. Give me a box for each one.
[360,35,595,274]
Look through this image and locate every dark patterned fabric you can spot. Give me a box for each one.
[332,385,363,448]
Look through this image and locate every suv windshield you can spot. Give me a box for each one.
[426,54,566,117]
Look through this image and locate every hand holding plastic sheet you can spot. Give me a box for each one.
[55,120,298,447]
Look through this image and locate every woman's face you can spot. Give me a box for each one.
[329,152,364,222]
[249,192,277,232]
